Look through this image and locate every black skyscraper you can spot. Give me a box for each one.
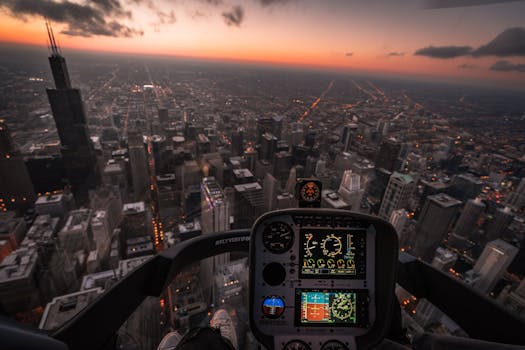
[45,22,99,202]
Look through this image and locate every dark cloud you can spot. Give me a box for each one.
[472,27,525,57]
[414,45,473,58]
[424,0,525,9]
[458,63,478,69]
[490,60,525,72]
[388,52,404,57]
[346,52,354,57]
[257,0,293,5]
[0,0,142,37]
[222,5,244,26]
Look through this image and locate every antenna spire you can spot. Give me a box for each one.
[45,19,60,56]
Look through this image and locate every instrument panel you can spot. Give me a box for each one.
[249,209,398,350]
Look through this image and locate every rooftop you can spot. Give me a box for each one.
[39,288,104,330]
[123,202,145,214]
[428,193,462,208]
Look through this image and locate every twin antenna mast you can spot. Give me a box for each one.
[45,19,61,56]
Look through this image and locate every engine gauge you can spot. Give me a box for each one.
[299,181,320,202]
[262,222,294,254]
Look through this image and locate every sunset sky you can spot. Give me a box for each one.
[0,0,524,87]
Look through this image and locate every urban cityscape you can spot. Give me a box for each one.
[0,1,524,349]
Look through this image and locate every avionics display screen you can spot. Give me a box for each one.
[299,229,366,279]
[295,289,369,327]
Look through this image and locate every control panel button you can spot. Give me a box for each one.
[283,340,311,350]
[263,262,286,286]
[262,296,285,319]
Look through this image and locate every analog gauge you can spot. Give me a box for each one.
[321,340,348,350]
[299,181,320,202]
[331,294,355,322]
[321,234,343,257]
[303,233,318,257]
[283,340,311,350]
[262,222,294,254]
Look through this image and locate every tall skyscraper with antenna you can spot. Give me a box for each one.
[45,22,99,202]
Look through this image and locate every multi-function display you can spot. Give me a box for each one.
[295,289,369,327]
[300,229,366,279]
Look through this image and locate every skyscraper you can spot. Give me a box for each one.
[45,23,99,202]
[507,177,525,211]
[485,206,514,242]
[414,193,461,261]
[0,120,36,212]
[201,177,230,301]
[450,198,485,249]
[378,172,415,220]
[375,138,401,172]
[338,170,364,210]
[341,123,358,153]
[472,239,518,294]
[128,131,149,202]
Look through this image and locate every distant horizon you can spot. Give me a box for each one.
[1,40,524,94]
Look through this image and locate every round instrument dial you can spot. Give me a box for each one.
[299,181,320,202]
[262,222,294,254]
[331,294,355,322]
[284,340,311,350]
[321,234,343,257]
[321,340,348,350]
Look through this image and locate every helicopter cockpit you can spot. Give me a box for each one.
[0,182,524,350]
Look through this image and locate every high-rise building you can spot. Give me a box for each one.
[232,182,265,229]
[58,209,93,256]
[263,173,279,211]
[45,24,99,202]
[0,120,36,212]
[389,209,409,238]
[341,123,358,152]
[507,177,525,210]
[432,247,457,272]
[449,173,482,202]
[260,132,277,161]
[378,172,415,220]
[414,194,461,260]
[485,206,514,242]
[201,177,230,299]
[338,170,365,210]
[450,198,485,249]
[127,131,149,201]
[375,138,401,172]
[472,239,518,294]
[231,128,244,156]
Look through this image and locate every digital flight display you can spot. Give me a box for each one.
[295,289,369,327]
[299,229,366,279]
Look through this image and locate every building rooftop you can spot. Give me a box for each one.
[35,194,64,205]
[202,177,225,202]
[392,172,414,184]
[0,247,38,281]
[232,168,253,179]
[123,202,145,214]
[62,209,92,233]
[39,288,104,330]
[428,193,462,208]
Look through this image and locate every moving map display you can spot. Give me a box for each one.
[296,289,368,327]
[300,229,366,279]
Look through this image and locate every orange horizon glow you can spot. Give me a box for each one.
[1,4,524,89]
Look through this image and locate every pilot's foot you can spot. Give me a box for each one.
[159,327,235,350]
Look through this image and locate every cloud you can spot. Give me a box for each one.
[257,0,293,5]
[222,5,244,26]
[388,52,404,57]
[458,63,478,69]
[490,60,525,72]
[424,0,525,9]
[0,0,142,37]
[414,45,473,58]
[472,27,525,57]
[345,52,354,57]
